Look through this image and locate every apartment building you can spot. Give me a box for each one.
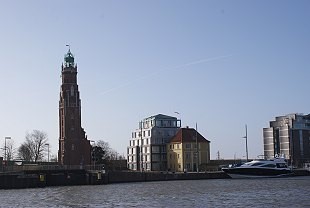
[127,114,181,171]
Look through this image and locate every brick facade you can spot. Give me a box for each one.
[58,49,91,166]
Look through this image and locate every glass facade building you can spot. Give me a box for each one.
[263,114,310,167]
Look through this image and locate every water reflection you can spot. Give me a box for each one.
[1,177,309,207]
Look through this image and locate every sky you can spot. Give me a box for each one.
[0,0,309,160]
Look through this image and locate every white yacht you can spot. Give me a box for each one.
[222,156,292,178]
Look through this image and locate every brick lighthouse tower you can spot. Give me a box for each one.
[58,48,91,166]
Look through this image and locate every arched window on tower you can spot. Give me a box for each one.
[71,85,74,96]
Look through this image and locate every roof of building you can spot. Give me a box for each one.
[144,114,177,120]
[169,127,210,143]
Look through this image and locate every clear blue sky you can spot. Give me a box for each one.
[0,1,309,160]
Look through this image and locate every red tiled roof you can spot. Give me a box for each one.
[169,127,210,143]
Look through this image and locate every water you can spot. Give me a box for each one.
[0,177,309,208]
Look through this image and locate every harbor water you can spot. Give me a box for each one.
[0,177,309,207]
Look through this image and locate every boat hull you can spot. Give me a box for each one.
[222,167,292,179]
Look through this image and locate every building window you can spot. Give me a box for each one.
[172,121,176,127]
[177,144,179,149]
[71,85,74,96]
[71,144,75,151]
[178,154,180,159]
[186,144,191,149]
[186,163,190,170]
[61,142,64,152]
[148,130,151,136]
[170,145,172,150]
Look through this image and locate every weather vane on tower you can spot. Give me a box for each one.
[66,44,71,51]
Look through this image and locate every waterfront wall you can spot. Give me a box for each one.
[1,169,309,189]
[105,171,230,184]
[0,170,228,189]
[0,170,89,189]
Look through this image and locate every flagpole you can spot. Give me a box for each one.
[196,122,199,172]
[245,124,248,162]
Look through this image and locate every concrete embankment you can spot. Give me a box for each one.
[104,171,230,184]
[0,169,89,189]
[0,170,228,189]
[1,169,309,189]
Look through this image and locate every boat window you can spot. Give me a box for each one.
[276,163,288,168]
[251,163,264,166]
[261,164,276,168]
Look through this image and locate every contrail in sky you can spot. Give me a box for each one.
[101,54,232,95]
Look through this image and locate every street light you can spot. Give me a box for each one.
[45,143,50,163]
[140,120,143,172]
[195,123,199,172]
[4,137,11,162]
[174,112,181,127]
[90,140,95,170]
[242,125,249,162]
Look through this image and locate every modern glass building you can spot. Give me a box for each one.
[263,113,310,167]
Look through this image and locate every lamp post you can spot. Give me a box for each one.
[45,143,50,163]
[174,111,181,127]
[4,137,11,162]
[90,140,95,170]
[195,123,199,172]
[242,125,249,162]
[140,120,143,172]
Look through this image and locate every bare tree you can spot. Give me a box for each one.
[6,140,15,161]
[109,149,119,160]
[96,140,113,161]
[18,130,48,162]
[95,140,123,161]
[1,139,16,161]
[50,154,58,162]
[18,143,32,161]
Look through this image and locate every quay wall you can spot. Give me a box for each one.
[1,169,309,189]
[105,171,229,184]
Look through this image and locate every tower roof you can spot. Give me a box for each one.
[64,49,74,65]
